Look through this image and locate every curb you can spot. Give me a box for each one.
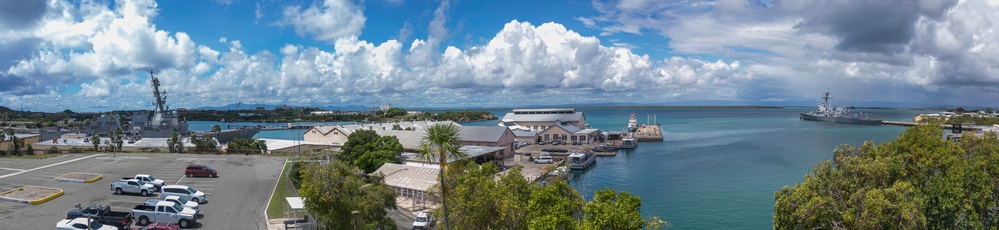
[84,175,103,183]
[0,186,29,204]
[54,173,103,183]
[30,188,63,205]
[0,185,64,205]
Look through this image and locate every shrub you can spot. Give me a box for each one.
[69,147,86,153]
[45,146,61,154]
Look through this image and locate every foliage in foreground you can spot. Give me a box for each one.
[435,162,668,230]
[339,129,404,173]
[227,138,267,154]
[774,125,999,229]
[297,160,397,229]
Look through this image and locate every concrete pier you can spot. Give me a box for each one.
[880,121,982,131]
[633,124,664,142]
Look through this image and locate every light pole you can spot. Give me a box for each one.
[351,210,359,230]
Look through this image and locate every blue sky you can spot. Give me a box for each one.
[1,0,998,112]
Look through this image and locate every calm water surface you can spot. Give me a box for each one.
[195,107,928,229]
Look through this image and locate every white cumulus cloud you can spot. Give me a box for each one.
[279,0,366,42]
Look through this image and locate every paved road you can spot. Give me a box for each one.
[388,207,417,229]
[0,153,285,229]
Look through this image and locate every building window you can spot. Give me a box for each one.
[571,136,577,142]
[334,132,339,135]
[312,131,316,134]
[544,134,550,141]
[561,134,567,141]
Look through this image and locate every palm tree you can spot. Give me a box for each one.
[417,123,465,230]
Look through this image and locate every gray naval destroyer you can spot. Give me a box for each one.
[800,90,882,125]
[42,71,260,144]
[140,70,260,143]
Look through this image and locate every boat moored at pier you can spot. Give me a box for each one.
[619,138,638,149]
[800,89,882,125]
[567,152,596,170]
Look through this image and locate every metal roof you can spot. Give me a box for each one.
[398,145,506,164]
[371,163,440,191]
[257,138,330,151]
[500,112,583,123]
[512,131,537,137]
[512,108,576,113]
[285,197,306,210]
[457,126,509,142]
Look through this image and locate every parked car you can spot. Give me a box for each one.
[128,222,180,230]
[534,154,554,164]
[131,201,198,228]
[538,141,547,145]
[56,217,118,230]
[412,212,435,230]
[66,204,133,229]
[160,185,207,204]
[111,179,156,196]
[185,165,218,178]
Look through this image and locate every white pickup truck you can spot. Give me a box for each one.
[110,179,156,196]
[120,174,165,191]
[145,195,200,215]
[132,201,198,228]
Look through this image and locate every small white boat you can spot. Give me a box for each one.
[620,138,638,149]
[568,152,596,170]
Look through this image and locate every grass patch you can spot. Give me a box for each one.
[0,153,62,159]
[266,160,298,219]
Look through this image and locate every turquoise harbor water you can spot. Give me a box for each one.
[192,107,927,229]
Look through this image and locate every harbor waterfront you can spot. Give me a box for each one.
[205,107,927,229]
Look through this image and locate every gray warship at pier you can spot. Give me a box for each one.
[800,89,882,125]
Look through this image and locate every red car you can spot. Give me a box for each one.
[185,165,218,178]
[129,222,179,230]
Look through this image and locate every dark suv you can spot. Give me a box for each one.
[185,165,218,178]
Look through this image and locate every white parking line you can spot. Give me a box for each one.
[0,167,25,172]
[0,154,104,179]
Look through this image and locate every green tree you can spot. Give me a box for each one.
[211,124,221,132]
[774,125,999,229]
[228,138,267,154]
[339,130,404,173]
[417,123,464,230]
[298,160,396,229]
[439,161,667,230]
[987,108,994,114]
[384,108,407,118]
[90,135,100,152]
[956,107,966,113]
[581,189,647,230]
[527,179,584,230]
[4,128,20,156]
[167,132,184,153]
[191,134,217,153]
[0,129,7,156]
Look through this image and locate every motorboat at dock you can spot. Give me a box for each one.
[567,152,596,170]
[619,137,638,149]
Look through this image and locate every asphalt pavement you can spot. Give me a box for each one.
[0,153,285,229]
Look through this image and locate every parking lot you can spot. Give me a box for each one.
[0,153,285,229]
